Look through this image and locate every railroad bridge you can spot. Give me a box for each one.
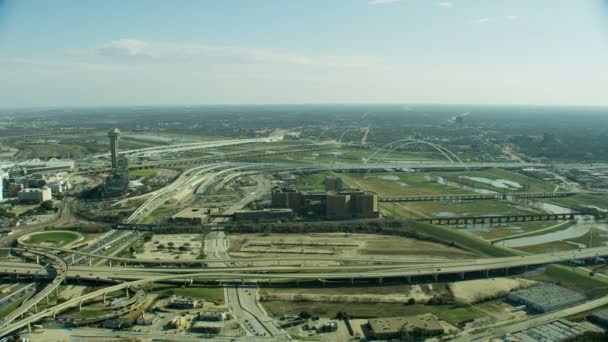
[417,211,605,226]
[380,192,577,203]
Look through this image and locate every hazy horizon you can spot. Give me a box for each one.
[1,0,607,108]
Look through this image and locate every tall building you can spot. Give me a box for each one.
[0,170,8,202]
[108,128,121,171]
[104,128,129,197]
[324,176,343,192]
[18,187,52,203]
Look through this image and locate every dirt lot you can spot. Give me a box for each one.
[260,283,449,305]
[134,233,204,260]
[229,233,476,261]
[449,278,537,305]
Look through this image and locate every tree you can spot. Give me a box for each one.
[158,244,165,249]
[299,311,311,319]
[40,200,54,211]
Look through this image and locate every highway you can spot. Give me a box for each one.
[3,245,608,337]
[6,246,608,284]
[0,248,67,329]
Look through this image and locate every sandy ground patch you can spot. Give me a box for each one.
[229,233,475,260]
[261,284,448,305]
[134,233,203,260]
[449,278,537,305]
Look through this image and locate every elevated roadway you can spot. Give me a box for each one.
[3,246,608,337]
[0,248,67,328]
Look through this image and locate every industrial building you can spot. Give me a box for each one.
[18,187,52,203]
[169,296,201,309]
[190,321,223,334]
[367,314,444,339]
[171,207,210,225]
[507,284,586,313]
[233,208,294,222]
[271,185,379,220]
[590,308,608,327]
[12,159,75,175]
[103,128,130,197]
[512,319,603,341]
[198,311,226,322]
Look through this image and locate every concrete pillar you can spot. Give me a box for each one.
[505,267,509,275]
[28,323,31,335]
[55,287,59,297]
[125,288,129,297]
[103,293,107,304]
[46,295,50,305]
[34,303,38,313]
[406,276,411,283]
[71,255,75,263]
[79,301,83,311]
[89,259,92,267]
[433,274,438,282]
[350,278,354,285]
[379,278,383,285]
[460,272,465,280]
[484,270,489,278]
[109,260,112,267]
[36,255,40,264]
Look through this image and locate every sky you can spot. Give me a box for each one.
[0,0,607,108]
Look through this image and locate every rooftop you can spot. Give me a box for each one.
[368,314,443,335]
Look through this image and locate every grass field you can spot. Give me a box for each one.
[339,172,474,196]
[141,206,175,224]
[397,200,542,219]
[129,169,157,178]
[27,231,82,246]
[261,301,486,325]
[153,286,224,304]
[434,168,556,193]
[475,221,572,241]
[528,265,608,298]
[542,193,608,211]
[514,228,607,254]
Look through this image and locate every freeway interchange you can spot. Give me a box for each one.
[0,137,606,340]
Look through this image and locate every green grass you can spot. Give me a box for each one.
[541,265,608,297]
[479,221,573,241]
[154,286,224,304]
[434,168,556,193]
[129,169,157,178]
[542,193,608,211]
[141,206,175,224]
[340,172,474,196]
[27,231,81,246]
[384,204,520,257]
[401,200,542,218]
[261,301,485,325]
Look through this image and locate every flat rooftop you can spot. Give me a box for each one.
[368,314,443,335]
[509,284,586,310]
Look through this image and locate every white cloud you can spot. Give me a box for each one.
[504,15,522,21]
[368,0,401,5]
[92,38,383,68]
[438,2,453,8]
[472,17,490,24]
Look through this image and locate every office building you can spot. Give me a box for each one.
[324,176,343,191]
[18,187,52,203]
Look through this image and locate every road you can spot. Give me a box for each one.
[204,175,285,338]
[452,295,608,341]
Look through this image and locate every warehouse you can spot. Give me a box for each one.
[507,284,586,313]
[367,314,444,339]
